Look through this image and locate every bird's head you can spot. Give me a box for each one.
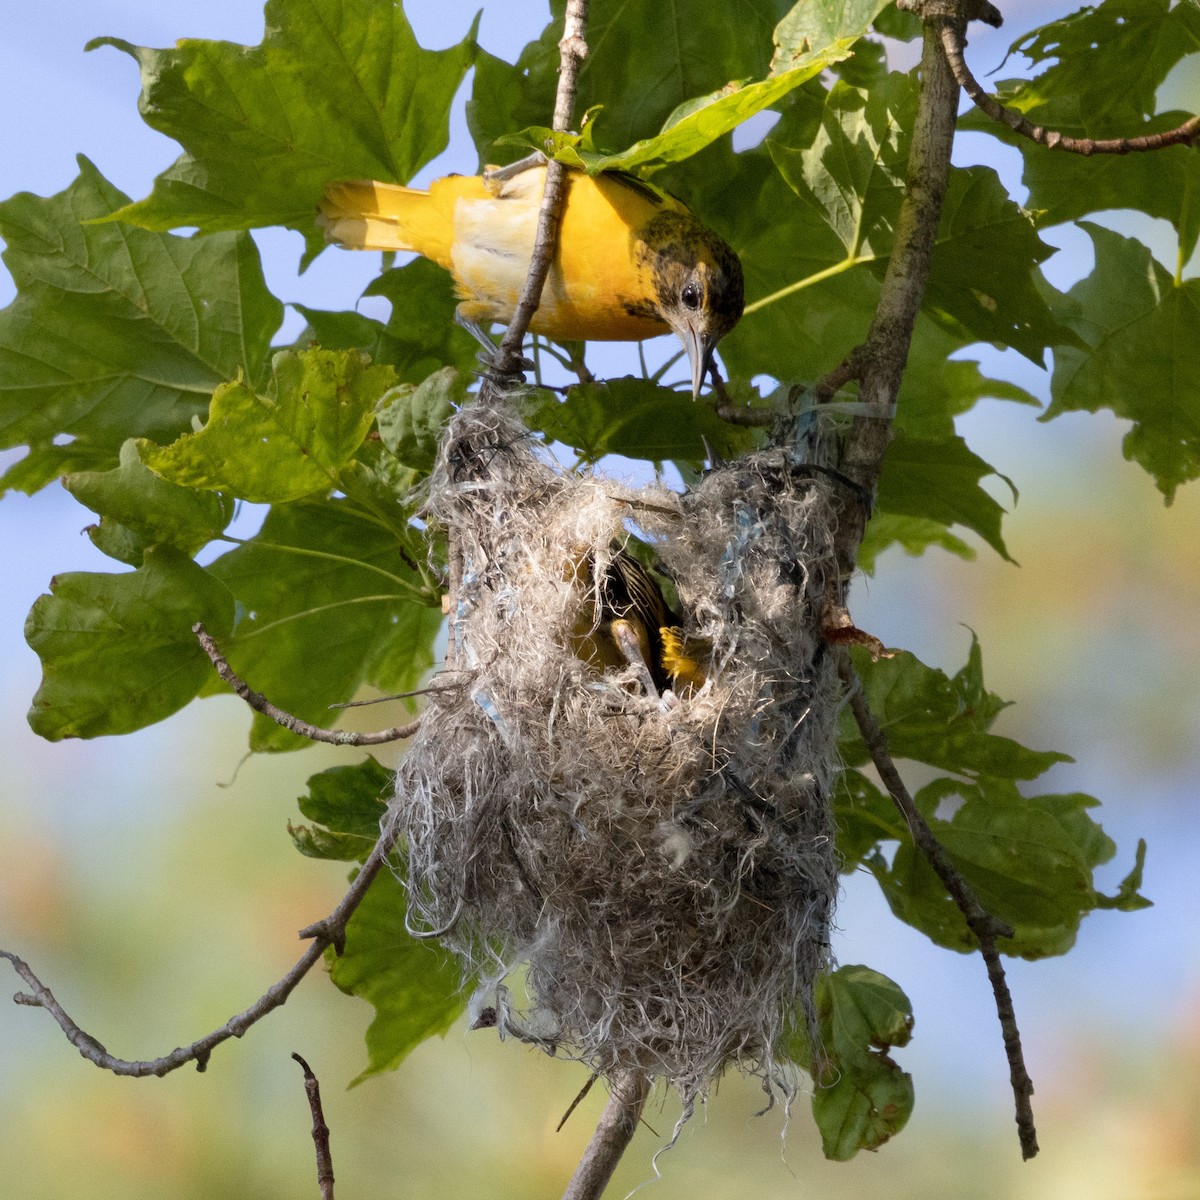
[640,212,744,398]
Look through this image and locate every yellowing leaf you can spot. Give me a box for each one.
[139,348,393,503]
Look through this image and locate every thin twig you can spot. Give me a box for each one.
[489,0,590,384]
[0,826,396,1075]
[811,346,865,406]
[193,623,421,746]
[714,403,774,428]
[838,653,1038,1160]
[561,1071,651,1200]
[937,17,1200,156]
[557,1073,599,1132]
[293,1054,336,1200]
[707,361,774,427]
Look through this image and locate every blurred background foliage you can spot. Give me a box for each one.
[2,1,1199,1197]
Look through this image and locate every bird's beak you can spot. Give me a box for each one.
[679,327,716,400]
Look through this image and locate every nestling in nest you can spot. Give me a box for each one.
[392,398,846,1119]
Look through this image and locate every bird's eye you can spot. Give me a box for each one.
[681,281,702,311]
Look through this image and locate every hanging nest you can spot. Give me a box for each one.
[392,397,846,1113]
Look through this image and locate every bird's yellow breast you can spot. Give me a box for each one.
[447,168,680,342]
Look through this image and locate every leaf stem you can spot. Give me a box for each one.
[233,594,411,639]
[743,253,875,315]
[218,536,431,601]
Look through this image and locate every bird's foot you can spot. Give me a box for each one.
[483,151,549,185]
[455,310,534,387]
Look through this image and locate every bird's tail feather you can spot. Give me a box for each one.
[317,179,454,266]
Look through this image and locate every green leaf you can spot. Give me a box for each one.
[494,2,898,177]
[291,757,392,861]
[773,0,892,68]
[290,823,374,862]
[1096,838,1153,912]
[1002,0,1200,125]
[791,965,914,1160]
[874,429,1014,562]
[833,768,907,872]
[203,499,440,751]
[896,320,1042,441]
[672,134,875,385]
[839,642,1072,781]
[854,318,1039,567]
[300,757,393,839]
[754,79,1073,365]
[25,545,234,740]
[873,6,921,41]
[63,439,234,565]
[139,348,394,504]
[857,513,976,573]
[973,101,1200,264]
[467,43,561,168]
[811,1049,914,1160]
[0,441,119,498]
[871,779,1136,958]
[0,158,281,480]
[90,0,478,236]
[574,41,860,175]
[329,867,466,1083]
[525,376,754,467]
[916,165,1080,360]
[766,72,914,259]
[294,264,478,430]
[962,3,1200,257]
[376,367,466,474]
[1046,222,1200,501]
[469,0,797,163]
[336,443,424,542]
[292,308,412,370]
[924,166,1078,365]
[361,259,482,377]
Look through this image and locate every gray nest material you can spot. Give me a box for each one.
[392,399,845,1109]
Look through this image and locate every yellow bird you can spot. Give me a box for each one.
[318,160,744,397]
[571,546,710,697]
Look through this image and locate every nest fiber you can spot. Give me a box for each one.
[393,400,844,1105]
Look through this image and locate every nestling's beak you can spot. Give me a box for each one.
[679,326,716,400]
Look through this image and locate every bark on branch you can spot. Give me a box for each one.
[488,0,590,385]
[831,13,962,579]
[838,655,1039,1159]
[1,821,398,1076]
[561,1071,651,1200]
[935,12,1200,156]
[294,1053,337,1200]
[193,623,422,746]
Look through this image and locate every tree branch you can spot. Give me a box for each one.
[838,653,1039,1160]
[1,819,397,1076]
[832,9,964,582]
[561,1071,651,1200]
[294,1053,336,1200]
[937,17,1200,156]
[488,0,590,384]
[193,623,421,746]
